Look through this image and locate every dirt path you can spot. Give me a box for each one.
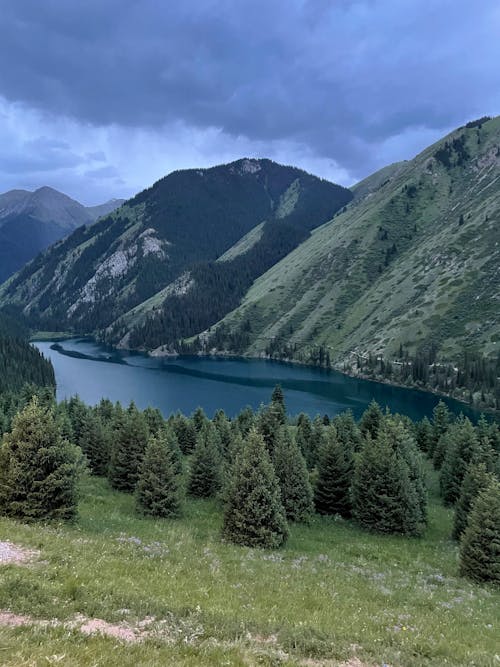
[0,540,39,565]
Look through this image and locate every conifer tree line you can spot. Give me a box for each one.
[0,384,498,584]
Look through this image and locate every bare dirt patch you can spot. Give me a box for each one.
[0,541,39,565]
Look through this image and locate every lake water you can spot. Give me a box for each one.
[34,338,480,421]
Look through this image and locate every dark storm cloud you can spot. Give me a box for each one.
[0,0,499,183]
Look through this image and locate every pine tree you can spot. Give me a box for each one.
[270,384,286,425]
[383,418,427,526]
[452,463,494,540]
[296,413,313,465]
[0,397,81,521]
[136,431,183,518]
[222,428,288,548]
[430,400,451,459]
[143,406,165,436]
[192,407,209,433]
[79,410,110,476]
[415,416,433,454]
[332,410,363,452]
[188,422,222,498]
[257,403,282,458]
[352,430,420,535]
[440,417,479,505]
[309,415,327,468]
[172,414,197,454]
[108,402,149,492]
[359,400,383,440]
[213,409,232,457]
[273,427,314,522]
[235,406,255,436]
[459,480,500,584]
[315,425,354,517]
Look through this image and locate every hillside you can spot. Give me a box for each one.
[0,160,352,339]
[0,187,123,281]
[201,118,500,385]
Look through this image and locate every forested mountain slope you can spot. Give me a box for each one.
[204,117,500,380]
[0,187,123,281]
[0,160,352,340]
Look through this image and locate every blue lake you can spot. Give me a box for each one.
[34,338,481,421]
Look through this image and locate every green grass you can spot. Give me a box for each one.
[0,472,498,666]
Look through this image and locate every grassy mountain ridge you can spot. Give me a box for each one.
[203,117,500,381]
[0,159,352,340]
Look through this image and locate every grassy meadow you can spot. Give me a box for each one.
[0,468,498,667]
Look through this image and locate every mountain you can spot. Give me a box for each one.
[201,117,500,380]
[0,159,352,339]
[0,187,124,282]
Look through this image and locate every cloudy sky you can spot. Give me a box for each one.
[1,0,499,204]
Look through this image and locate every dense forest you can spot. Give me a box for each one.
[0,309,55,393]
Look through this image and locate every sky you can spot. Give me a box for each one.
[0,1,499,205]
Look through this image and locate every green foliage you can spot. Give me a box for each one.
[78,409,110,476]
[0,335,55,393]
[314,425,354,518]
[188,422,222,498]
[222,428,288,548]
[416,416,433,453]
[296,413,313,466]
[440,417,479,506]
[136,430,183,518]
[272,427,313,522]
[108,403,149,492]
[452,463,495,540]
[352,427,422,536]
[459,480,500,584]
[171,413,197,454]
[359,400,383,440]
[0,397,81,521]
[431,401,451,462]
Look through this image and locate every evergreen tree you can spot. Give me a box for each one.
[188,422,222,498]
[66,395,89,449]
[459,480,500,584]
[0,397,81,521]
[383,418,427,526]
[433,430,451,470]
[431,400,451,459]
[79,410,109,476]
[257,402,283,458]
[332,410,363,452]
[160,424,183,477]
[452,462,494,540]
[315,425,354,517]
[136,431,183,518]
[270,384,286,425]
[273,427,314,522]
[235,406,255,436]
[143,406,165,436]
[222,428,288,548]
[213,409,232,456]
[309,415,327,468]
[192,406,209,433]
[172,414,197,454]
[359,400,383,440]
[108,402,149,492]
[440,417,479,505]
[415,416,433,454]
[352,430,420,535]
[296,413,313,465]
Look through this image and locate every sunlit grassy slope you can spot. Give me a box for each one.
[0,472,498,666]
[217,117,500,364]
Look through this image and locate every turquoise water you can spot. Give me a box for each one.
[34,338,480,421]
